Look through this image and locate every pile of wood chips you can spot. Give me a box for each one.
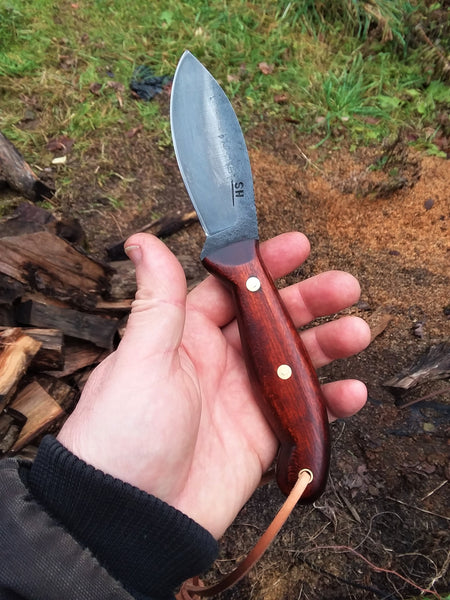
[0,130,199,458]
[0,201,135,457]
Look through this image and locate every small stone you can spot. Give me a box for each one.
[423,422,435,433]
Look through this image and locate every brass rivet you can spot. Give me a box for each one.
[246,276,261,292]
[299,468,314,483]
[277,364,292,379]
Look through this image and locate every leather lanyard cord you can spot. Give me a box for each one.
[178,469,313,599]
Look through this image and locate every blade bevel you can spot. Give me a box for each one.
[170,51,258,258]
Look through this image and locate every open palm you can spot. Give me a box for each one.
[58,232,371,539]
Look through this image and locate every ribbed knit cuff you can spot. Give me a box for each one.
[25,436,218,600]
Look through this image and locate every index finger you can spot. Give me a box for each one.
[186,232,310,327]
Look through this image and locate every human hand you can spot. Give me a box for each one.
[58,232,371,539]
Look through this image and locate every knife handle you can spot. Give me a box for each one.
[203,238,330,501]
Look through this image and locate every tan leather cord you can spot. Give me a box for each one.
[176,469,313,599]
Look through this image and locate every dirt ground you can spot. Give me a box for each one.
[7,109,450,598]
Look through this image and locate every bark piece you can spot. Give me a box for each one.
[0,132,54,201]
[0,328,42,411]
[16,300,118,349]
[366,306,395,342]
[10,381,65,452]
[0,409,26,454]
[384,341,450,389]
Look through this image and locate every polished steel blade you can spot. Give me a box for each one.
[170,51,258,258]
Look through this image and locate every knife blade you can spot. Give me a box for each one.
[170,50,330,501]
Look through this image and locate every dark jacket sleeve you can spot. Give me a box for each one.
[0,436,218,600]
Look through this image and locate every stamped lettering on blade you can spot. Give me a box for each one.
[231,181,244,206]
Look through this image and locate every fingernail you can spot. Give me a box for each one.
[124,244,142,264]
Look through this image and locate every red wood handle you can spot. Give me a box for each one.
[203,238,330,501]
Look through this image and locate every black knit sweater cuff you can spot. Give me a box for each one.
[25,436,218,600]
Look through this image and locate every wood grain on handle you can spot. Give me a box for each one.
[203,238,330,501]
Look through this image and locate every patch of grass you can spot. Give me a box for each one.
[276,0,416,49]
[0,0,448,162]
[297,53,390,144]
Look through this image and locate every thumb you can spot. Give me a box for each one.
[121,233,187,355]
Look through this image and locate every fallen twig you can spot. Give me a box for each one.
[303,545,440,598]
[421,480,448,502]
[398,385,450,409]
[386,496,450,522]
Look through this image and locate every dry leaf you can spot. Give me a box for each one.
[125,125,143,139]
[46,135,74,156]
[258,62,274,75]
[89,82,102,96]
[274,93,288,104]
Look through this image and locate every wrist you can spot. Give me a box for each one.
[26,436,218,598]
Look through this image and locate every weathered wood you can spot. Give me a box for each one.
[0,202,55,239]
[106,210,198,260]
[16,300,118,349]
[23,328,65,370]
[384,341,450,389]
[0,306,15,328]
[0,230,111,309]
[109,260,137,299]
[95,299,133,312]
[0,132,54,201]
[10,381,65,452]
[0,328,42,411]
[0,202,85,246]
[0,420,22,454]
[0,272,27,304]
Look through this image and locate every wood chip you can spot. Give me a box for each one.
[10,381,65,452]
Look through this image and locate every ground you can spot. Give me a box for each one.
[6,110,450,598]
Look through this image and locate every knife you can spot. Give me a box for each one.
[170,51,330,501]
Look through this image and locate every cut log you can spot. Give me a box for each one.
[16,300,118,349]
[384,341,450,389]
[0,328,42,411]
[9,381,65,452]
[37,375,78,412]
[0,230,111,309]
[43,338,108,378]
[0,132,54,201]
[24,328,65,370]
[106,210,198,260]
